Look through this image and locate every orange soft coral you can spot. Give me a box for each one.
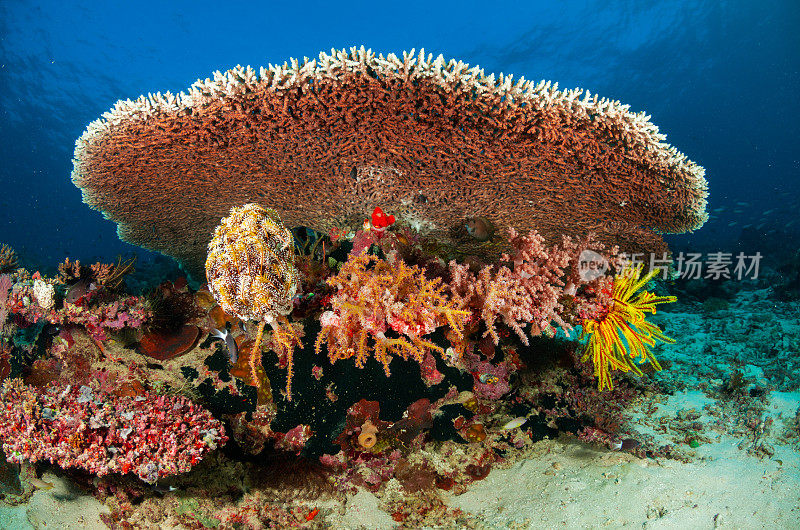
[315,254,469,376]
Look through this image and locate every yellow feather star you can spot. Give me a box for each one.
[579,264,676,391]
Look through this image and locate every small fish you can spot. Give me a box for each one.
[736,202,749,206]
[211,328,238,364]
[712,207,725,213]
[475,372,499,385]
[28,477,54,490]
[465,217,493,241]
[728,222,737,227]
[619,438,641,451]
[500,417,528,431]
[763,209,775,215]
[65,279,96,305]
[305,508,320,521]
[151,483,179,495]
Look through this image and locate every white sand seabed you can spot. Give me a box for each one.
[447,438,798,528]
[333,390,800,529]
[450,390,800,529]
[0,470,108,530]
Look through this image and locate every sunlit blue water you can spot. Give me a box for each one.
[1,0,797,268]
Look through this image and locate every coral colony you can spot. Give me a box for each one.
[0,47,707,526]
[205,204,302,399]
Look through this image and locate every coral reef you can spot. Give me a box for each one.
[5,270,149,343]
[57,255,136,294]
[0,378,226,483]
[206,203,302,399]
[0,181,701,528]
[0,244,18,273]
[71,47,707,277]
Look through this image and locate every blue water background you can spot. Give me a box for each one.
[1,0,798,269]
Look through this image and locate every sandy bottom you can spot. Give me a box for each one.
[446,435,798,529]
[328,390,800,529]
[0,469,109,530]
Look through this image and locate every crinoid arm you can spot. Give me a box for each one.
[579,265,676,390]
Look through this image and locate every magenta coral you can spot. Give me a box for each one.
[51,297,149,342]
[274,424,313,453]
[0,378,226,483]
[7,277,149,342]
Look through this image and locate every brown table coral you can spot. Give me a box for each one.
[72,47,708,277]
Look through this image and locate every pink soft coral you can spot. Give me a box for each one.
[448,229,619,345]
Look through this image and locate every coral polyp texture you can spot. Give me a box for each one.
[0,378,226,483]
[71,46,708,277]
[0,244,19,273]
[206,203,301,398]
[206,203,298,320]
[579,264,677,390]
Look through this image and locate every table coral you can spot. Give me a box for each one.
[72,48,707,278]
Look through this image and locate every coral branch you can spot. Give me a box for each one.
[316,254,468,376]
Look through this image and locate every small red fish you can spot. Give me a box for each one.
[305,508,319,521]
[369,207,395,232]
